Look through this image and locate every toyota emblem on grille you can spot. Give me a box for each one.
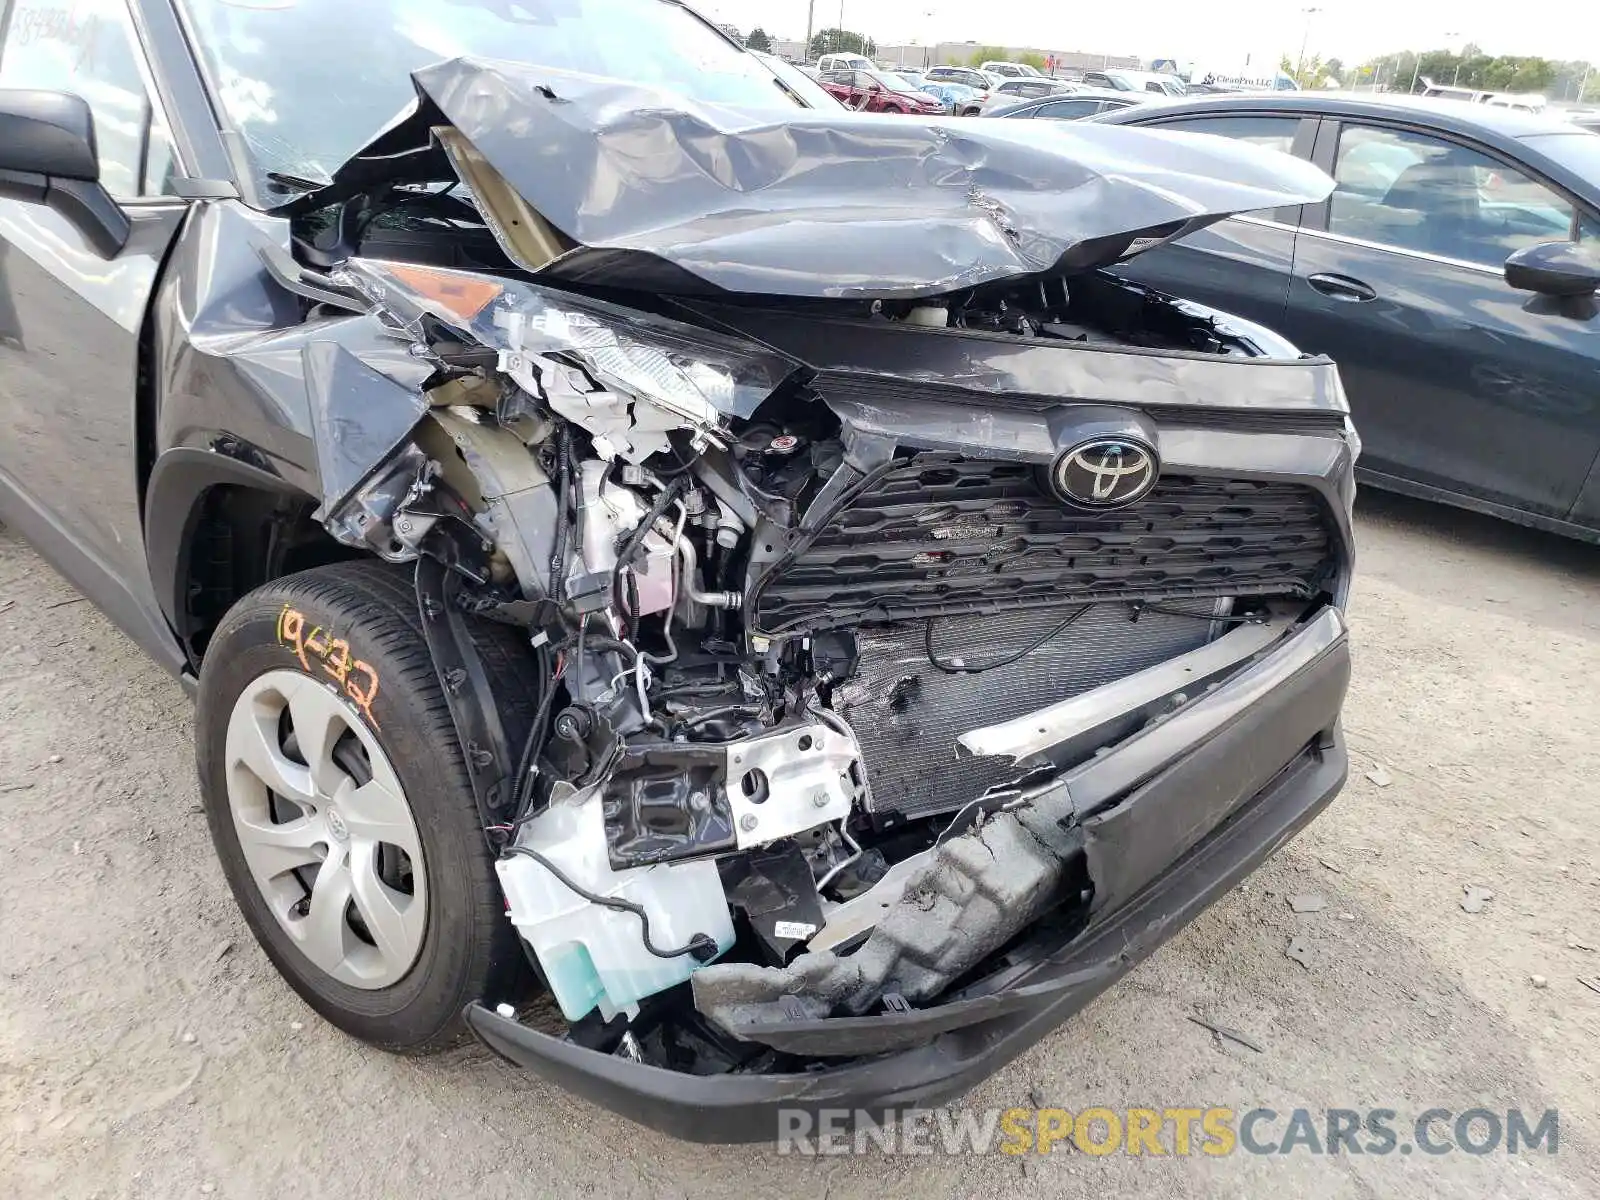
[1051,438,1159,508]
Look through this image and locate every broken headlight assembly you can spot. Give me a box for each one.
[320,258,915,1023]
[334,258,795,457]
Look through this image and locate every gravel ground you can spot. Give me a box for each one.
[2,491,1597,1198]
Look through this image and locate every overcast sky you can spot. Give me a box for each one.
[696,0,1599,71]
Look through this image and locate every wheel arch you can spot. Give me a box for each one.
[145,446,362,666]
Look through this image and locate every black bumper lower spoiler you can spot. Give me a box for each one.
[464,610,1350,1142]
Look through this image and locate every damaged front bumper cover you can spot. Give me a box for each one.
[464,606,1350,1141]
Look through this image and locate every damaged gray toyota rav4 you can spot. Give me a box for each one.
[0,0,1354,1141]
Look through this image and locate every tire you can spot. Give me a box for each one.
[196,561,539,1052]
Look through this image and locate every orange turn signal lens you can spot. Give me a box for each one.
[384,263,504,322]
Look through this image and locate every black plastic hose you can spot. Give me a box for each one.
[499,846,717,962]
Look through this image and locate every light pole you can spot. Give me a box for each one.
[1296,7,1321,87]
[805,0,815,61]
[1445,31,1463,86]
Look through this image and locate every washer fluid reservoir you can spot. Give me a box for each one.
[495,791,735,1022]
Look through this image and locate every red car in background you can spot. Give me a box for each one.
[818,67,945,113]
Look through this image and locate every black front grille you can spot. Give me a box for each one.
[752,454,1334,632]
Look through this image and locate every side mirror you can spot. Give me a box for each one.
[0,89,129,258]
[1504,240,1600,297]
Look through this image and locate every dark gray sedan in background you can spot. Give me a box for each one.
[981,85,1147,121]
[1096,94,1600,539]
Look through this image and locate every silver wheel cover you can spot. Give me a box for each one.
[224,670,427,989]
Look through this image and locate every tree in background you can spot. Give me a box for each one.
[745,27,772,53]
[1353,48,1590,98]
[966,46,1008,68]
[1015,51,1049,72]
[810,28,876,59]
[1279,53,1337,88]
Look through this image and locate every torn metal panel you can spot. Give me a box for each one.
[419,410,558,598]
[433,126,569,274]
[302,339,429,516]
[300,57,1335,299]
[153,204,435,496]
[147,202,438,639]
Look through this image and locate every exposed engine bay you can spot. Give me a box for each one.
[250,61,1349,1075]
[282,229,1344,1069]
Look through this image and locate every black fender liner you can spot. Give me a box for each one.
[143,444,311,642]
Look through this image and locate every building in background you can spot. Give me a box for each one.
[877,43,1140,72]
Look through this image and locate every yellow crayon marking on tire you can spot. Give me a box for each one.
[277,604,381,730]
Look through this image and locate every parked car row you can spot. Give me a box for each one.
[800,60,1200,117]
[894,71,987,115]
[1083,68,1189,96]
[816,67,946,114]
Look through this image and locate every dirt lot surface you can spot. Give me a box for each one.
[2,492,1598,1198]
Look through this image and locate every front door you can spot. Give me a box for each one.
[1281,118,1600,518]
[0,0,189,650]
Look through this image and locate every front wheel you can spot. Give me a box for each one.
[195,562,537,1051]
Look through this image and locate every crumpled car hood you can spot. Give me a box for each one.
[299,57,1334,299]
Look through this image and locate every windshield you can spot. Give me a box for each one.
[179,0,796,196]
